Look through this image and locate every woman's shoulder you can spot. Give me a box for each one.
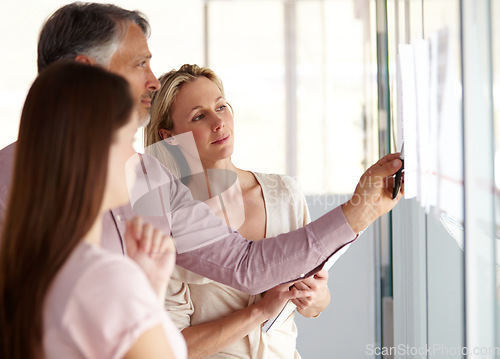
[250,171,310,229]
[71,242,140,273]
[49,243,154,309]
[45,243,171,359]
[251,171,302,195]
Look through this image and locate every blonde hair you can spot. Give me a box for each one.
[144,64,227,179]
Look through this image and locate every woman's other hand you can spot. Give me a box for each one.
[255,281,313,321]
[290,269,330,318]
[125,216,176,300]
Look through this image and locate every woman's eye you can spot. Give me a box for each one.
[137,61,146,68]
[216,105,226,111]
[193,114,204,121]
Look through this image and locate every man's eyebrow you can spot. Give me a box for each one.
[134,53,152,61]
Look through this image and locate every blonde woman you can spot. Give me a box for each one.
[145,64,330,358]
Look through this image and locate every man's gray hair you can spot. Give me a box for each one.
[37,2,150,73]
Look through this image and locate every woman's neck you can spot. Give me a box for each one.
[201,157,258,192]
[201,157,236,172]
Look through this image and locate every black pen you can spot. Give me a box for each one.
[392,143,404,199]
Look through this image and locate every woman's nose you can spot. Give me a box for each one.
[212,115,225,132]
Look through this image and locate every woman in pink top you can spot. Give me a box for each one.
[0,62,186,359]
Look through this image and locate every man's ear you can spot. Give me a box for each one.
[74,55,97,66]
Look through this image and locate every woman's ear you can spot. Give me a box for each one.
[158,128,170,140]
[159,129,178,145]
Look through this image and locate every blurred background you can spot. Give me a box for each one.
[1,0,499,358]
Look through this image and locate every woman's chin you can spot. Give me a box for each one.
[201,148,234,163]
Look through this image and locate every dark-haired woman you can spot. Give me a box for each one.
[0,62,186,359]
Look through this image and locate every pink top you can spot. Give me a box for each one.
[43,241,187,359]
